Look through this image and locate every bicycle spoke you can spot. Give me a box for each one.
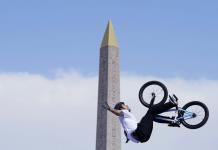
[184,105,206,125]
[142,84,165,105]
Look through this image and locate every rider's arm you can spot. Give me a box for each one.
[102,103,122,116]
[108,107,122,116]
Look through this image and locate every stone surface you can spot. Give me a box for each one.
[96,21,121,150]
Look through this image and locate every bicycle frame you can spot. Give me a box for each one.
[154,107,195,123]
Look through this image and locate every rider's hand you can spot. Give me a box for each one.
[102,102,111,111]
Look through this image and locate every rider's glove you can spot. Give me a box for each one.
[102,102,111,111]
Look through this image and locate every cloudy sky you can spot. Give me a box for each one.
[0,0,217,150]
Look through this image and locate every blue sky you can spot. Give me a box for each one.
[0,0,218,79]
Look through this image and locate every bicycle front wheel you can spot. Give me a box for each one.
[181,101,209,129]
[139,81,168,108]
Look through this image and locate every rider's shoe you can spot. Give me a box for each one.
[168,122,180,127]
[169,94,178,106]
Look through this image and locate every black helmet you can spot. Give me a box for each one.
[114,102,125,110]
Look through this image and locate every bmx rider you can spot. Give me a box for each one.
[103,96,179,143]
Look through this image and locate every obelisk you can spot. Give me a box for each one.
[96,20,121,150]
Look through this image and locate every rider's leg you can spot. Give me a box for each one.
[150,102,176,115]
[133,103,177,142]
[133,110,154,143]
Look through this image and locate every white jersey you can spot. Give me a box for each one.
[119,110,139,143]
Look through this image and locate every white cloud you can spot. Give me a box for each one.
[0,72,217,150]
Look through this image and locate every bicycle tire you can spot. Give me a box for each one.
[181,101,209,129]
[139,81,168,108]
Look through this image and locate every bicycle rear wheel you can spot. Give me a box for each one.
[139,81,168,108]
[181,101,209,129]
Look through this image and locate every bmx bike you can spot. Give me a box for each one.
[139,81,209,129]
